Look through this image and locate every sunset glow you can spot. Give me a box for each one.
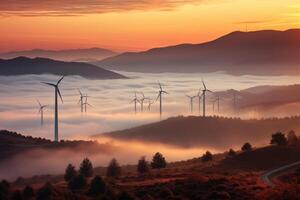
[0,0,299,52]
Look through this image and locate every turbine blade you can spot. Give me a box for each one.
[202,80,207,90]
[57,88,63,103]
[57,75,65,85]
[155,93,160,102]
[36,99,41,107]
[41,82,56,87]
[158,81,162,90]
[78,89,82,96]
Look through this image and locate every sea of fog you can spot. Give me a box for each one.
[1,71,300,140]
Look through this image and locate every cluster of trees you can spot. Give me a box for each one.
[270,130,299,146]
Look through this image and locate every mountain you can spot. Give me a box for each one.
[0,57,126,79]
[99,116,300,149]
[0,48,117,62]
[95,29,300,75]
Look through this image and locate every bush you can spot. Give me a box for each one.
[79,158,93,178]
[11,190,22,200]
[37,182,56,200]
[88,176,106,196]
[117,191,135,200]
[270,132,288,146]
[227,149,236,158]
[106,158,121,178]
[64,164,77,182]
[241,142,252,152]
[151,152,167,169]
[137,156,150,174]
[23,185,35,199]
[201,151,213,162]
[287,130,299,146]
[68,175,87,191]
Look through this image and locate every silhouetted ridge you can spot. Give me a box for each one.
[0,57,126,79]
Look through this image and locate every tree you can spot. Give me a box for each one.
[137,156,150,174]
[88,176,106,197]
[201,151,213,162]
[23,185,35,199]
[64,164,77,182]
[106,158,121,178]
[0,180,10,200]
[241,142,252,152]
[79,158,93,178]
[68,175,87,191]
[270,132,288,146]
[37,182,56,200]
[151,152,167,169]
[227,149,236,158]
[287,130,299,146]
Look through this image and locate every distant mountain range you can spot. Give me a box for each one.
[0,48,117,62]
[95,29,300,75]
[0,57,126,79]
[99,116,300,149]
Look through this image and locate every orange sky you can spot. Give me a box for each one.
[0,0,300,52]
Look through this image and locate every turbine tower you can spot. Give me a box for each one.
[83,95,91,113]
[131,91,140,114]
[37,100,47,127]
[139,92,149,113]
[201,80,212,117]
[41,75,64,142]
[214,95,220,113]
[186,95,197,113]
[156,82,168,120]
[197,89,202,115]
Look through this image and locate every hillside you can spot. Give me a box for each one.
[100,116,300,149]
[0,57,126,79]
[0,48,117,62]
[96,29,300,75]
[0,130,113,161]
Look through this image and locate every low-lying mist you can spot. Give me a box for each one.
[0,138,214,181]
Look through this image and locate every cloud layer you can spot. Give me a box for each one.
[0,0,201,17]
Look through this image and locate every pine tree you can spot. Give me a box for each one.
[106,158,121,178]
[88,176,106,196]
[64,164,77,182]
[137,156,150,174]
[151,152,167,169]
[79,158,93,178]
[241,142,252,152]
[201,151,213,162]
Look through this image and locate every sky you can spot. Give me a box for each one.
[0,0,300,52]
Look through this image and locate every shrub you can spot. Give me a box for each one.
[79,158,93,178]
[287,130,299,146]
[37,182,56,200]
[23,185,35,199]
[151,152,167,169]
[68,175,87,191]
[64,164,77,182]
[106,158,121,178]
[227,149,236,157]
[11,190,22,200]
[137,156,150,174]
[241,142,252,152]
[117,191,135,200]
[201,151,213,162]
[270,132,288,146]
[88,176,106,196]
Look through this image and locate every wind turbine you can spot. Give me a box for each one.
[78,89,84,113]
[41,75,64,142]
[37,100,47,127]
[214,95,220,113]
[83,95,91,113]
[156,82,168,120]
[147,99,155,111]
[131,91,140,114]
[139,92,149,113]
[201,80,212,117]
[186,95,197,113]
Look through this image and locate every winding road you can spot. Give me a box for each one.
[261,160,300,187]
